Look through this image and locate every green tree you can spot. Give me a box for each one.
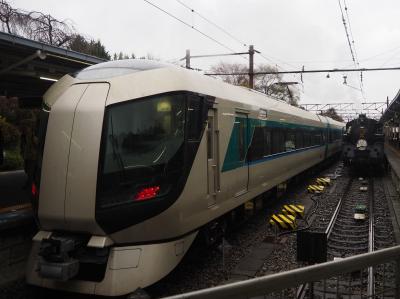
[112,52,137,60]
[68,34,110,60]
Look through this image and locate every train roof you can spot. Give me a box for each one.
[46,60,345,128]
[72,59,169,80]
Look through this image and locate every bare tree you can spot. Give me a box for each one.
[210,62,249,87]
[0,1,111,59]
[210,62,300,106]
[0,0,29,35]
[25,11,74,46]
[0,1,74,47]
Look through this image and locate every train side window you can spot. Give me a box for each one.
[285,129,295,151]
[304,131,311,147]
[264,128,272,156]
[296,129,303,149]
[318,130,322,145]
[310,130,315,146]
[248,126,264,161]
[271,128,279,154]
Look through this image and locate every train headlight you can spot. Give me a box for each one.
[356,139,367,151]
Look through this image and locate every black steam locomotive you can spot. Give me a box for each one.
[342,114,385,168]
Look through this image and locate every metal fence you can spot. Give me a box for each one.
[163,245,400,299]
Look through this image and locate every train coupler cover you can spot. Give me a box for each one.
[38,259,79,281]
[37,235,86,281]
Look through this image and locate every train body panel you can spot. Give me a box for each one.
[27,60,345,295]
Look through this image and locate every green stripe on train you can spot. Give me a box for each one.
[221,117,341,172]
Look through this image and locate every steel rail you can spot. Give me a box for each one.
[296,176,353,299]
[325,178,353,239]
[296,282,308,299]
[367,178,375,297]
[162,245,400,299]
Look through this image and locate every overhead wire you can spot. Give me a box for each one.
[344,0,359,66]
[149,0,307,97]
[175,0,299,75]
[175,0,248,48]
[344,0,365,95]
[143,0,239,55]
[338,0,365,99]
[379,48,400,67]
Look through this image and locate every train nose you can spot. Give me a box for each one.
[38,83,110,234]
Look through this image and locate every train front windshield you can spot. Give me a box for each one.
[97,94,186,209]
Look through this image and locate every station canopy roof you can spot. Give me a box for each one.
[0,31,106,101]
[381,89,400,124]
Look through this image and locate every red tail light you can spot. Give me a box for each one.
[31,182,38,197]
[134,186,160,201]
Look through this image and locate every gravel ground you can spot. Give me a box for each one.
[148,160,343,298]
[2,160,379,299]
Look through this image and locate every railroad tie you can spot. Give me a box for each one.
[269,213,297,230]
[316,177,331,186]
[307,185,324,193]
[282,204,305,218]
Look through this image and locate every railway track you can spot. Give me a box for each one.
[299,175,397,299]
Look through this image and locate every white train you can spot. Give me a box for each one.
[26,60,344,296]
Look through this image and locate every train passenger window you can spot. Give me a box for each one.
[263,128,272,156]
[271,128,284,154]
[296,130,303,149]
[315,132,322,145]
[304,131,311,147]
[248,126,264,161]
[285,129,296,151]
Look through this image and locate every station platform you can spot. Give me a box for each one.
[386,143,400,190]
[384,143,400,243]
[0,170,30,209]
[0,170,33,230]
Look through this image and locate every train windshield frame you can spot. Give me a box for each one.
[96,91,212,232]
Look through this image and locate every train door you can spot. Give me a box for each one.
[233,113,249,196]
[206,109,220,207]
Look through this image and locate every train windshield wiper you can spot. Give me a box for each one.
[109,113,127,184]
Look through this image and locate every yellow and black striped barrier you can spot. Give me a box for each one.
[282,204,305,218]
[316,177,331,186]
[269,213,297,230]
[307,185,324,193]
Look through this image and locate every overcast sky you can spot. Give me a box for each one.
[10,0,400,107]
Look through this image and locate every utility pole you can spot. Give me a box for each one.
[182,46,259,88]
[249,45,254,89]
[185,49,191,69]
